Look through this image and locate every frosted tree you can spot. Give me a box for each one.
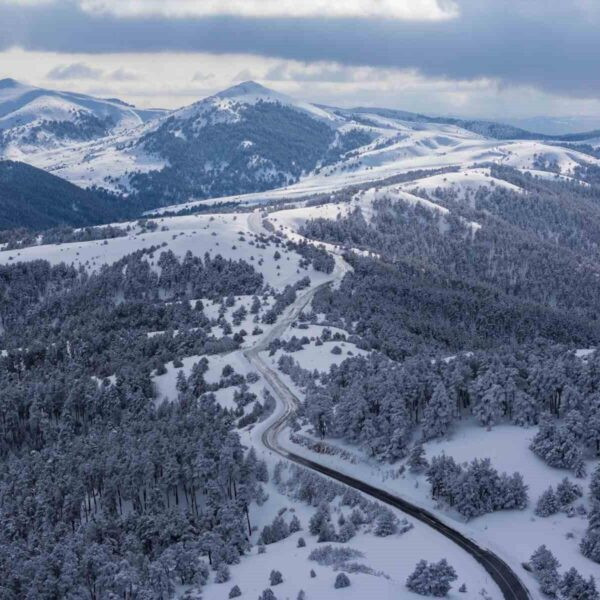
[229,584,242,598]
[585,397,600,455]
[408,443,429,473]
[473,383,504,429]
[309,503,331,536]
[426,454,462,502]
[530,413,583,472]
[317,520,337,543]
[529,545,560,596]
[215,563,230,584]
[374,509,398,537]
[307,392,334,439]
[511,389,537,427]
[591,465,600,503]
[337,519,357,542]
[561,385,583,414]
[564,410,585,444]
[499,472,528,510]
[334,573,351,588]
[555,478,582,508]
[535,487,560,517]
[406,558,458,597]
[559,568,599,600]
[269,570,283,586]
[289,515,302,533]
[581,503,600,564]
[422,382,455,440]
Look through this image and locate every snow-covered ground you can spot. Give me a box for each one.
[0,211,332,290]
[151,133,600,218]
[200,473,503,600]
[277,417,599,598]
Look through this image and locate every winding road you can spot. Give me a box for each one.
[243,211,531,600]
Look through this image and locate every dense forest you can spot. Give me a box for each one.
[0,249,270,597]
[0,161,145,231]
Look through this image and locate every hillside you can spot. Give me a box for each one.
[0,77,164,155]
[0,160,136,230]
[3,80,600,213]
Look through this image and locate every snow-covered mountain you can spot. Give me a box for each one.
[2,79,600,209]
[0,78,164,156]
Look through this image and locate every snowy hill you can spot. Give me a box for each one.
[0,78,164,156]
[2,79,600,213]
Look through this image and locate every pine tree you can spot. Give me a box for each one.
[406,558,457,597]
[229,584,242,598]
[555,478,582,508]
[422,382,455,440]
[559,568,599,600]
[289,515,301,533]
[581,503,600,564]
[337,519,356,542]
[473,383,504,429]
[535,487,560,517]
[215,563,230,584]
[309,503,331,536]
[591,465,600,503]
[408,444,429,473]
[334,573,350,588]
[512,389,537,427]
[374,509,397,537]
[530,545,560,596]
[269,570,283,586]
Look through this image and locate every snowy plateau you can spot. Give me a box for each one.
[1,79,600,600]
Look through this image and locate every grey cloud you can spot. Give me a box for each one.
[108,67,139,81]
[192,71,214,82]
[3,0,600,98]
[47,61,103,80]
[232,69,258,82]
[265,63,365,83]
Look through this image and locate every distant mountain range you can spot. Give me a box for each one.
[0,78,599,230]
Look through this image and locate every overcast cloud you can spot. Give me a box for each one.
[0,0,598,117]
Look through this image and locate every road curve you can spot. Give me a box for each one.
[244,212,531,600]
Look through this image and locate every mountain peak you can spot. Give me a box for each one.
[214,80,282,101]
[0,78,23,90]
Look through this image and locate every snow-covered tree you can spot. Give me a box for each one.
[422,382,455,440]
[408,444,429,473]
[473,383,505,429]
[535,487,560,517]
[374,509,398,537]
[555,478,582,508]
[530,545,560,596]
[559,568,599,600]
[406,559,458,597]
[581,503,600,564]
[334,573,351,588]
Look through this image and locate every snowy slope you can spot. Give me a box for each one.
[176,80,338,124]
[0,210,333,290]
[0,78,164,156]
[6,79,600,210]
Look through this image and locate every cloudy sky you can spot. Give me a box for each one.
[1,0,599,119]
